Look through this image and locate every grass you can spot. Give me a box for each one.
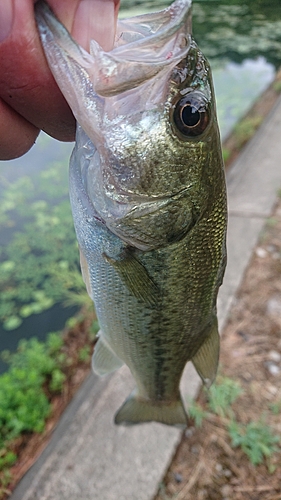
[228,419,280,467]
[233,116,263,148]
[0,158,92,331]
[270,399,281,415]
[0,333,67,493]
[188,375,280,469]
[207,375,242,417]
[78,346,91,363]
[188,401,207,428]
[273,80,281,93]
[222,147,231,163]
[0,312,99,499]
[0,334,66,443]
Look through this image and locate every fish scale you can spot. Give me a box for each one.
[36,0,227,427]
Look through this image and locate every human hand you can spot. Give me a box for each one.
[0,0,120,160]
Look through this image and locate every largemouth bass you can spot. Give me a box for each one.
[36,0,227,427]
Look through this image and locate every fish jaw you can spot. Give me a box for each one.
[71,0,120,52]
[35,0,104,144]
[35,0,192,143]
[35,0,197,251]
[89,0,192,97]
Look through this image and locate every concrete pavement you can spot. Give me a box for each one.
[10,94,281,500]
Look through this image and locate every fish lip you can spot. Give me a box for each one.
[35,0,193,144]
[36,0,192,98]
[111,0,192,59]
[91,0,192,96]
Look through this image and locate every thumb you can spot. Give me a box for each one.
[0,0,76,142]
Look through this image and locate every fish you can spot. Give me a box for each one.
[35,0,227,427]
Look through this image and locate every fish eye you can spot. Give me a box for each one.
[172,91,210,138]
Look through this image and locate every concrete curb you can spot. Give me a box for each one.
[10,95,281,500]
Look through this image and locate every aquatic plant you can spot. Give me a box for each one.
[0,158,91,330]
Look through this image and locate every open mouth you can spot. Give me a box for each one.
[70,0,120,52]
[35,0,192,141]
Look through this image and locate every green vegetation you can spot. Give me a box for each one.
[0,333,67,492]
[0,334,65,447]
[188,401,207,428]
[0,158,92,331]
[270,400,281,415]
[222,148,231,163]
[188,375,280,468]
[228,419,280,466]
[266,216,279,228]
[0,469,12,499]
[273,80,281,93]
[78,345,91,363]
[120,0,281,69]
[233,116,263,148]
[192,1,281,70]
[207,375,242,417]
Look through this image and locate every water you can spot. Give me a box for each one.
[214,57,275,139]
[0,305,77,373]
[120,0,281,138]
[0,0,280,366]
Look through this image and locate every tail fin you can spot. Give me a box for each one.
[114,392,188,427]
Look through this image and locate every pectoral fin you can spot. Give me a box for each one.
[79,247,92,297]
[92,333,124,376]
[103,251,159,307]
[192,319,220,388]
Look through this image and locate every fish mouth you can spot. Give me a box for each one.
[91,0,192,97]
[35,0,192,140]
[71,0,120,53]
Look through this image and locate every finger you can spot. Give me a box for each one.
[0,97,40,160]
[46,0,80,32]
[71,0,120,51]
[0,0,120,144]
[46,0,120,51]
[0,0,76,142]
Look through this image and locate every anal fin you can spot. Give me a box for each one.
[192,318,220,388]
[92,333,124,376]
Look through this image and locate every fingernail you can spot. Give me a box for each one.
[73,0,117,52]
[0,0,13,43]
